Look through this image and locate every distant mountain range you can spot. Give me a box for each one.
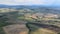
[0,4,60,9]
[0,4,60,14]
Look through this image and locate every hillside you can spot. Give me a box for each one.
[0,5,60,34]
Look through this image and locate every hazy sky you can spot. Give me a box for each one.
[0,0,60,5]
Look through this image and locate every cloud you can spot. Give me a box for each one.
[14,0,54,5]
[0,0,59,5]
[0,0,19,5]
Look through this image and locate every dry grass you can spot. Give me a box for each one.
[19,31,29,34]
[3,24,29,34]
[30,28,57,34]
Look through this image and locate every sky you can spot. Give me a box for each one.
[0,0,60,5]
